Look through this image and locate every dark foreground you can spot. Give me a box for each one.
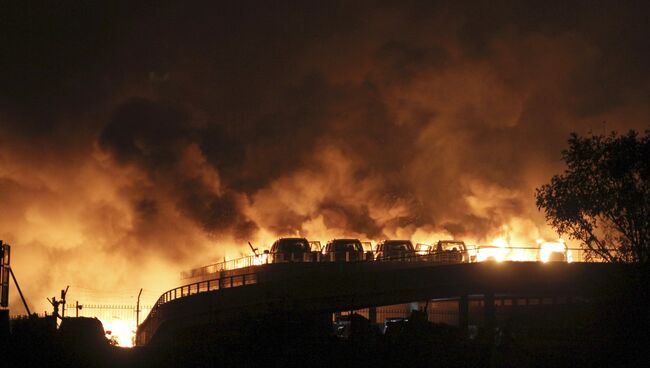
[4,267,649,368]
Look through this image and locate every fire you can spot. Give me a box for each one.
[504,247,527,262]
[476,244,507,262]
[538,239,569,263]
[252,253,269,265]
[472,235,572,263]
[102,318,135,347]
[474,237,509,262]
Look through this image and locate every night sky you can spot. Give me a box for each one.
[1,1,649,311]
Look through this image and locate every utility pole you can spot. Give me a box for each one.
[136,288,143,328]
[60,286,69,318]
[2,241,32,315]
[75,301,83,317]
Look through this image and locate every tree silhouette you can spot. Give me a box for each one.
[536,130,650,263]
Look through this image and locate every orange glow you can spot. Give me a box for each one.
[2,5,641,334]
[476,238,509,262]
[415,243,432,255]
[476,246,507,262]
[538,240,568,263]
[508,247,534,262]
[102,318,135,347]
[252,253,269,265]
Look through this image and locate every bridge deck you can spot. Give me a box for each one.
[136,261,622,345]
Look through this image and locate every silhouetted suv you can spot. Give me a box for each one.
[419,240,471,263]
[434,240,470,263]
[375,240,416,260]
[322,239,365,262]
[268,237,313,263]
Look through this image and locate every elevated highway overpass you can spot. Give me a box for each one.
[136,260,625,346]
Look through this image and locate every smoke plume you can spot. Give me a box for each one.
[1,1,648,312]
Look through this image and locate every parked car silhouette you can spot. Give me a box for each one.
[268,237,312,263]
[375,240,416,260]
[417,240,471,263]
[323,239,365,262]
[435,240,471,263]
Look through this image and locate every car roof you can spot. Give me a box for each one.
[330,238,360,242]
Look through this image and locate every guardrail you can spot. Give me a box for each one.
[156,273,258,306]
[137,271,259,345]
[180,255,262,279]
[181,246,605,280]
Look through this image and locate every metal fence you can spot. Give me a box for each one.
[10,304,153,321]
[155,273,258,306]
[181,246,606,281]
[62,303,152,322]
[181,255,262,279]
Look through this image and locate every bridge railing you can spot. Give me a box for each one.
[180,250,445,281]
[181,246,605,280]
[180,255,263,280]
[154,273,258,307]
[137,271,259,345]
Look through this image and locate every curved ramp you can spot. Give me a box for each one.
[137,261,623,345]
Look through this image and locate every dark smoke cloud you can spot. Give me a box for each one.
[100,98,192,169]
[99,98,258,241]
[1,0,649,311]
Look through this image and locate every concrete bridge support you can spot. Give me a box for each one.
[368,306,377,324]
[458,294,468,332]
[484,291,496,343]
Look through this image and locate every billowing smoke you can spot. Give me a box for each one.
[99,98,258,242]
[1,1,649,312]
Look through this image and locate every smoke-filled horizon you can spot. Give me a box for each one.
[1,1,649,312]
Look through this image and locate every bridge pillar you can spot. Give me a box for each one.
[368,306,377,324]
[458,294,468,332]
[484,292,495,343]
